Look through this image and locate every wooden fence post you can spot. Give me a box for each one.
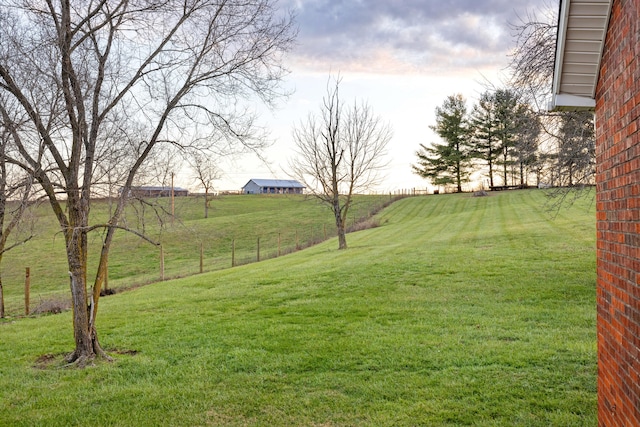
[0,276,4,319]
[25,267,30,316]
[231,239,236,267]
[159,245,165,281]
[200,242,204,274]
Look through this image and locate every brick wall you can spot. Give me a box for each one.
[595,0,640,425]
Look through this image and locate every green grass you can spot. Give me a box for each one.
[1,194,391,316]
[0,190,596,426]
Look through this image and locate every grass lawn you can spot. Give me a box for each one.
[0,190,596,426]
[1,193,391,316]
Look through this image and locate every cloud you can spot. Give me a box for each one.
[281,0,553,74]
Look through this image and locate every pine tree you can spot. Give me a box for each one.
[494,89,521,185]
[469,91,499,189]
[413,94,471,193]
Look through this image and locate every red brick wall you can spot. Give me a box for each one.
[595,0,640,425]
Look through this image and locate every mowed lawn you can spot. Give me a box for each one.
[0,190,596,426]
[1,194,390,315]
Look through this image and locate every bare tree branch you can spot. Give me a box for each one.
[508,2,595,210]
[0,0,296,363]
[290,76,392,250]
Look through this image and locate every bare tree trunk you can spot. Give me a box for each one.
[65,204,91,363]
[66,253,111,365]
[333,196,347,250]
[66,257,93,364]
[204,188,209,219]
[63,199,111,365]
[337,227,347,249]
[90,242,113,361]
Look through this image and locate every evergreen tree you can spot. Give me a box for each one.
[413,94,471,192]
[469,91,499,188]
[494,89,521,185]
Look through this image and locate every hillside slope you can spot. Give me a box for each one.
[1,194,390,314]
[0,190,596,426]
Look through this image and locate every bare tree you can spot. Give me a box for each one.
[553,111,595,187]
[0,116,37,318]
[0,0,295,365]
[0,93,43,318]
[290,77,392,250]
[509,6,558,109]
[189,152,221,219]
[509,3,596,214]
[509,3,595,191]
[146,147,184,192]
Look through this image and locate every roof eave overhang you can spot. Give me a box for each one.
[550,0,613,112]
[549,94,596,111]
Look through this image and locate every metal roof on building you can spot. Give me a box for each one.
[243,179,305,188]
[550,0,613,111]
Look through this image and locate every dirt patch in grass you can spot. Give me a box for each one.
[109,348,139,356]
[100,288,117,296]
[33,353,66,369]
[33,348,137,370]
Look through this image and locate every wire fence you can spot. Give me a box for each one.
[1,193,414,318]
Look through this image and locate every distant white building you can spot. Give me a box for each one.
[124,186,189,198]
[242,179,305,194]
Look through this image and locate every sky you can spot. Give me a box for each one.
[208,0,554,193]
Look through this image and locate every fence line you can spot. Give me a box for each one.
[25,268,30,316]
[2,193,416,317]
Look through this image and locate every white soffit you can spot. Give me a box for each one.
[551,0,613,111]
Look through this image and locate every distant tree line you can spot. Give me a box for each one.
[413,90,594,193]
[414,4,596,193]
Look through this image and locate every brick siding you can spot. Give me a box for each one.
[595,0,640,425]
